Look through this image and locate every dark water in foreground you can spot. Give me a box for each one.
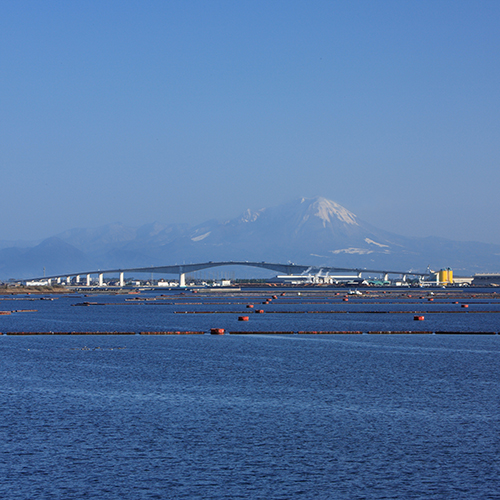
[2,332,500,499]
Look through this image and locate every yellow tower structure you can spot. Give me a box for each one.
[438,269,448,284]
[438,268,453,285]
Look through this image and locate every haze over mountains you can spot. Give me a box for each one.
[2,197,499,279]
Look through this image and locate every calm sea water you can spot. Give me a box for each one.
[1,292,500,498]
[1,289,500,333]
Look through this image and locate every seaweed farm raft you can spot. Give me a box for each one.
[1,287,499,335]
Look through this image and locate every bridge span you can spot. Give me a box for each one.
[32,261,430,287]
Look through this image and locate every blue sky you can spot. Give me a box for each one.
[1,0,499,244]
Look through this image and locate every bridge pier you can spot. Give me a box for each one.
[179,272,186,287]
[384,273,389,282]
[98,273,104,287]
[86,274,91,286]
[75,275,80,284]
[119,272,125,287]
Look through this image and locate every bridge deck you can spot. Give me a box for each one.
[31,261,429,281]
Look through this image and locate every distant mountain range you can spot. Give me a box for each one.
[2,197,499,279]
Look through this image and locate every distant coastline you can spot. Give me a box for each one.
[0,285,72,295]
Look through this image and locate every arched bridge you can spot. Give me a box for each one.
[33,261,429,287]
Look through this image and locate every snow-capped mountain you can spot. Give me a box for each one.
[1,197,499,278]
[172,197,414,266]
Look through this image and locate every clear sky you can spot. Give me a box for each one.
[1,0,499,244]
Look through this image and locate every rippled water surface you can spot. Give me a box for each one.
[2,328,500,499]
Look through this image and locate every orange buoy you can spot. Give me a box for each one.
[461,304,469,308]
[210,328,225,335]
[238,316,249,321]
[255,309,264,314]
[246,304,254,308]
[414,316,425,321]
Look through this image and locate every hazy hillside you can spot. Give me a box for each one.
[2,197,499,279]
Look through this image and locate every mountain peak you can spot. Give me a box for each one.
[301,196,358,226]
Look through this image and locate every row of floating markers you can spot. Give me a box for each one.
[2,330,498,335]
[0,310,37,315]
[214,330,499,335]
[175,308,487,314]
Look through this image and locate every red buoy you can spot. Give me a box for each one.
[238,316,249,321]
[414,316,425,321]
[210,328,225,335]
